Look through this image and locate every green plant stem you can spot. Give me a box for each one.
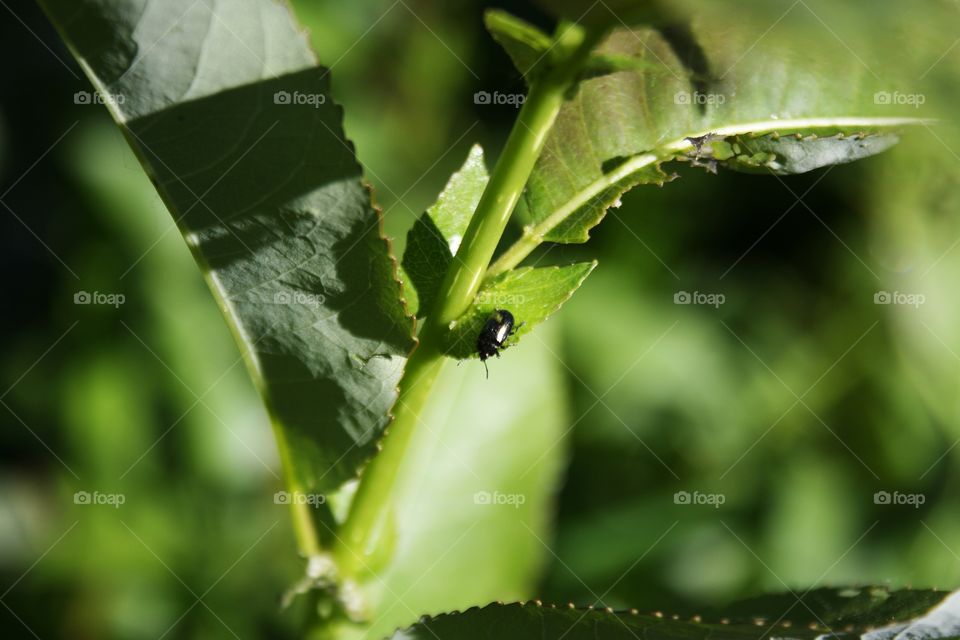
[433,24,595,325]
[272,422,324,558]
[333,20,601,579]
[333,331,445,576]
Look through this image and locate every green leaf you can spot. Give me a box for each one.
[331,325,572,640]
[502,0,930,266]
[39,0,414,494]
[484,10,553,82]
[443,263,596,360]
[388,587,960,640]
[519,161,675,245]
[712,586,950,629]
[401,145,488,317]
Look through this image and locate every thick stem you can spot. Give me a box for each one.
[333,331,445,575]
[433,23,594,326]
[332,20,601,578]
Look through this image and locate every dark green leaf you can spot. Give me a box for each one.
[389,588,959,640]
[713,586,949,628]
[40,0,414,493]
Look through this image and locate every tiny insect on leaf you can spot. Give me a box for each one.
[476,309,521,378]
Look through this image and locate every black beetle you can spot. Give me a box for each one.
[476,309,522,378]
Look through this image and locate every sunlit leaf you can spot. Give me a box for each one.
[401,144,488,317]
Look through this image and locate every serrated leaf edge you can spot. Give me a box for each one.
[390,586,956,639]
[277,0,419,355]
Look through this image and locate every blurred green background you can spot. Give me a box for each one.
[2,0,960,638]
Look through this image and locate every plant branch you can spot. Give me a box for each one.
[332,19,602,580]
[431,22,596,326]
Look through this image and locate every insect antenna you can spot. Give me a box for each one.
[483,359,489,379]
